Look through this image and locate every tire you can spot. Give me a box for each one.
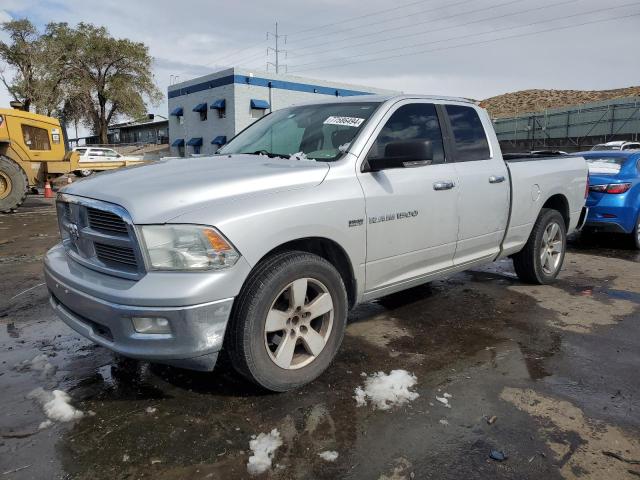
[632,212,640,250]
[0,155,28,213]
[227,251,348,392]
[74,169,93,177]
[513,208,567,285]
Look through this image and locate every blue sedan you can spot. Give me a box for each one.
[580,150,640,248]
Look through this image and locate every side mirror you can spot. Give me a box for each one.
[364,140,433,172]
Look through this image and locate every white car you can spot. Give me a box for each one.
[591,141,640,151]
[72,147,142,176]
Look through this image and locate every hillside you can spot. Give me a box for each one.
[480,86,640,119]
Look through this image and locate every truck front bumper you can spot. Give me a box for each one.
[44,244,250,371]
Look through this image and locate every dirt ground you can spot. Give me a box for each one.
[1,195,639,480]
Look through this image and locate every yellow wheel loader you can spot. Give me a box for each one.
[0,106,146,212]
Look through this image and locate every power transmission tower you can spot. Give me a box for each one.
[267,22,287,73]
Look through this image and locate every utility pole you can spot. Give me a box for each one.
[267,22,287,73]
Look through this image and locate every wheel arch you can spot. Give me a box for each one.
[252,236,358,309]
[541,193,570,228]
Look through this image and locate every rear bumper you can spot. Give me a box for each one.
[583,220,629,234]
[585,206,636,233]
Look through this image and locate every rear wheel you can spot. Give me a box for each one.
[0,156,28,213]
[227,251,348,392]
[632,213,640,250]
[513,208,567,284]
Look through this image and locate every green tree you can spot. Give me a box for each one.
[0,19,161,143]
[66,23,161,143]
[0,19,41,111]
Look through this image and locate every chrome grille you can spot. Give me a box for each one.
[87,208,128,235]
[56,194,145,280]
[94,243,138,268]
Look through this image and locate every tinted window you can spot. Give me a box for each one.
[368,103,445,163]
[445,105,490,161]
[21,124,51,150]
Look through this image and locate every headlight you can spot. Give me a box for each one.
[140,225,240,271]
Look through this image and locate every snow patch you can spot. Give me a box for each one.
[15,354,57,379]
[318,450,339,462]
[587,160,622,175]
[146,407,157,414]
[289,151,314,162]
[439,419,449,426]
[354,370,419,410]
[27,388,84,422]
[38,420,53,430]
[435,394,452,408]
[247,428,282,475]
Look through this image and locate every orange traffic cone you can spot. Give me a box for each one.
[44,181,54,198]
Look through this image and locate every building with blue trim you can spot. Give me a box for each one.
[167,67,395,156]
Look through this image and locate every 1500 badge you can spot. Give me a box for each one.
[368,210,418,224]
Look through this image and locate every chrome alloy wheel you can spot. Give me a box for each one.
[540,222,563,275]
[264,278,334,370]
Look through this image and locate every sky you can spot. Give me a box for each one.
[1,0,639,127]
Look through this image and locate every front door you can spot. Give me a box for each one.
[357,101,459,294]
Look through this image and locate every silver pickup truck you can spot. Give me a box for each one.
[44,95,588,391]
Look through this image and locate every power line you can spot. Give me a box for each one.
[211,41,268,66]
[289,3,639,72]
[289,0,471,48]
[170,40,267,80]
[287,0,579,59]
[286,0,437,38]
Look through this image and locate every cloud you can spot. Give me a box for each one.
[0,0,637,120]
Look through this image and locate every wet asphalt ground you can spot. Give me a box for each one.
[1,195,639,480]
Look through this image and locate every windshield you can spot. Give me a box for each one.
[591,144,620,151]
[586,156,626,175]
[218,102,381,161]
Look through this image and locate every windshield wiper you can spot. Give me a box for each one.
[249,150,287,159]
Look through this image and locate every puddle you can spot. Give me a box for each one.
[501,387,640,480]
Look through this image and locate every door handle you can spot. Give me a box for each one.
[433,180,455,191]
[489,175,505,184]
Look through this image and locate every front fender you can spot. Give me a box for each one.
[171,172,367,299]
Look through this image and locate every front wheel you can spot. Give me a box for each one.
[227,251,348,392]
[0,155,28,213]
[513,208,567,284]
[74,169,93,177]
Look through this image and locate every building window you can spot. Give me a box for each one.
[200,109,207,121]
[21,124,51,150]
[193,145,201,154]
[251,108,265,119]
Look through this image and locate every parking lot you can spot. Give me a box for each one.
[1,195,639,480]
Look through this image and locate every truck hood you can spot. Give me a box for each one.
[62,154,330,223]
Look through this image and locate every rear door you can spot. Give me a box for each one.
[357,100,459,293]
[443,104,510,264]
